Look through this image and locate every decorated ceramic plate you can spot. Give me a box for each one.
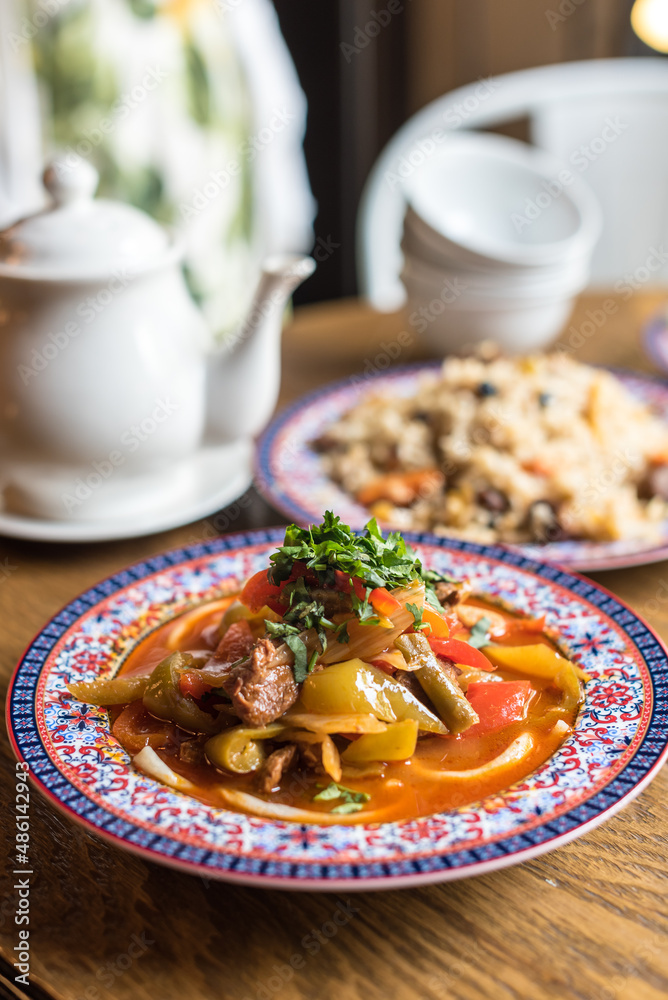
[644,309,668,376]
[255,365,668,572]
[7,529,668,890]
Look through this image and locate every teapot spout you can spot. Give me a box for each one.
[206,254,315,442]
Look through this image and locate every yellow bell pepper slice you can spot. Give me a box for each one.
[482,643,589,681]
[341,719,419,763]
[301,658,447,734]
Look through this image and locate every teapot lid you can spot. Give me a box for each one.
[0,156,171,278]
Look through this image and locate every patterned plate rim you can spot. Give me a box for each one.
[644,310,668,376]
[6,529,668,891]
[254,363,668,572]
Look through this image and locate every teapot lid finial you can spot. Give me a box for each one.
[43,156,99,207]
[0,155,172,278]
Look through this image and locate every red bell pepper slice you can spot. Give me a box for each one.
[240,560,319,615]
[334,570,367,601]
[178,671,213,700]
[462,680,532,737]
[491,615,547,640]
[371,658,396,675]
[428,637,495,672]
[283,560,318,587]
[369,587,402,617]
[239,569,284,613]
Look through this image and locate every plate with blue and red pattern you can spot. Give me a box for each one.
[7,529,668,890]
[255,364,668,572]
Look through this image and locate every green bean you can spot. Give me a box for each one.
[396,633,479,735]
[67,673,150,706]
[205,723,284,773]
[142,652,222,735]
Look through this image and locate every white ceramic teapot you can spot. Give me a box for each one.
[0,157,315,524]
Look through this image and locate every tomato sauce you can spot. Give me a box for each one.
[112,596,579,823]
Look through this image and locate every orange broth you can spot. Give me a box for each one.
[112,596,578,823]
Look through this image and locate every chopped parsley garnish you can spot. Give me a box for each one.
[337,622,350,644]
[406,602,427,632]
[313,781,371,814]
[468,615,492,648]
[268,512,448,594]
[331,801,366,815]
[263,512,456,682]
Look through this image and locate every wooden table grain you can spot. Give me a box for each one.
[1,292,668,1000]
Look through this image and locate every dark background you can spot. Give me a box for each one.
[272,1,408,305]
[272,0,645,306]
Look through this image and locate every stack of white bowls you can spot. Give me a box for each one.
[400,132,602,354]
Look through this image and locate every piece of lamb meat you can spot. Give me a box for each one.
[304,586,353,618]
[223,638,298,727]
[256,744,297,793]
[434,579,470,607]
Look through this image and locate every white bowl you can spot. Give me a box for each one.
[406,270,574,357]
[401,248,591,301]
[401,268,577,354]
[402,208,593,281]
[403,132,601,269]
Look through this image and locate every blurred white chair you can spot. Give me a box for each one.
[358,58,668,311]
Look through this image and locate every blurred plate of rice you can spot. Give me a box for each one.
[255,356,668,571]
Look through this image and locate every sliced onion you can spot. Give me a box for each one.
[320,734,342,782]
[133,746,197,792]
[412,732,534,782]
[216,788,392,825]
[282,711,387,734]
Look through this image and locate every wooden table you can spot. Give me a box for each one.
[1,292,667,1000]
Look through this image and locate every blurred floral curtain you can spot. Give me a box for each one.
[0,0,315,336]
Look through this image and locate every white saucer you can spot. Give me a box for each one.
[0,439,253,543]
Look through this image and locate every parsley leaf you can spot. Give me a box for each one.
[468,615,492,649]
[331,802,364,815]
[406,601,427,631]
[283,634,309,683]
[312,782,371,811]
[336,622,350,644]
[312,782,342,801]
